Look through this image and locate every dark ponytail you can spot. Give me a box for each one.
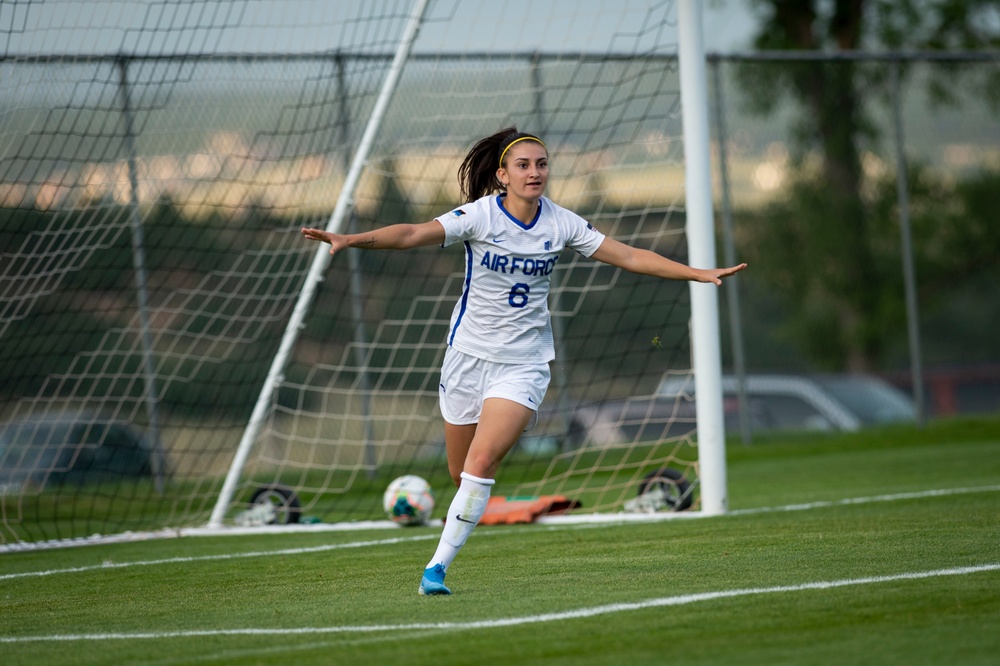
[457,126,545,203]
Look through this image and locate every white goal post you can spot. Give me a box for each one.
[207,0,433,529]
[678,0,727,515]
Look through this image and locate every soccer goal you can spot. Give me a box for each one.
[0,0,726,546]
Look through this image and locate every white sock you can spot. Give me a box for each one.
[425,472,494,572]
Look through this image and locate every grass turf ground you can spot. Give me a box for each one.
[2,417,999,665]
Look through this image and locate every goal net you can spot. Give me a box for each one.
[0,0,712,546]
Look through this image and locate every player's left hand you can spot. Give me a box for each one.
[699,263,747,286]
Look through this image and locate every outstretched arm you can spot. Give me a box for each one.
[301,220,446,256]
[590,237,747,286]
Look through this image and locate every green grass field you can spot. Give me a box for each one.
[3,417,999,665]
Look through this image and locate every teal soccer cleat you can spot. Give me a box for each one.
[418,563,452,596]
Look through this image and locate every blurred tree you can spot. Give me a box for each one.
[741,165,1000,369]
[738,0,1000,371]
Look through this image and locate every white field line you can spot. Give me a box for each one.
[536,483,1000,524]
[0,533,440,581]
[2,563,998,644]
[726,484,1000,516]
[3,484,1000,581]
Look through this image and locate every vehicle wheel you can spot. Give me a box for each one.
[638,468,693,512]
[249,484,301,524]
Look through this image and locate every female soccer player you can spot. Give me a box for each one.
[302,127,747,595]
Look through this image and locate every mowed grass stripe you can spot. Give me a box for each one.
[4,482,998,582]
[3,563,997,644]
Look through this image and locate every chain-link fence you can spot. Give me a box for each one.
[3,50,998,424]
[1,45,997,541]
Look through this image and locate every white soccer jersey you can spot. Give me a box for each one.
[436,194,606,364]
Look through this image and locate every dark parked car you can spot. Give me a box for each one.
[0,413,157,495]
[540,373,918,450]
[657,373,918,433]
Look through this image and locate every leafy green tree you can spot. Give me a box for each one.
[741,164,1000,369]
[736,0,1000,370]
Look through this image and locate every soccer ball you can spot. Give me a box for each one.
[383,475,434,526]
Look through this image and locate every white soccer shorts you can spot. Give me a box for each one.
[438,346,549,427]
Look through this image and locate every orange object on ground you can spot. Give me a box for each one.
[478,495,582,525]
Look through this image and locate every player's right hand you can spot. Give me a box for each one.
[301,227,348,255]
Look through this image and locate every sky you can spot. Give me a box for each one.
[1,0,760,57]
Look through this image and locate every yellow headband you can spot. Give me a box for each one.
[498,136,546,169]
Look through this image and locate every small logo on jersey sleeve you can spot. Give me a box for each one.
[544,241,551,251]
[453,209,466,216]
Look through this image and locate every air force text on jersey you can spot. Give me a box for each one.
[436,194,606,364]
[479,250,558,277]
